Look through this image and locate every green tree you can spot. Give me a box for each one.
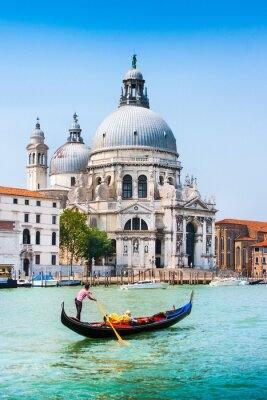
[60,209,88,274]
[81,227,113,273]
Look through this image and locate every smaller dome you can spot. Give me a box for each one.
[31,118,44,138]
[50,142,90,175]
[124,68,143,81]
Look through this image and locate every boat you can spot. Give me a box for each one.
[17,279,32,288]
[0,265,17,289]
[61,292,193,339]
[57,278,81,287]
[209,277,241,287]
[120,279,169,290]
[32,274,58,287]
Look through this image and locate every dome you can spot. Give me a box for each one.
[31,118,44,138]
[50,142,90,175]
[92,106,177,154]
[124,68,143,81]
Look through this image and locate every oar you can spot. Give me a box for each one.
[97,302,129,345]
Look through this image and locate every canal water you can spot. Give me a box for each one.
[0,285,266,399]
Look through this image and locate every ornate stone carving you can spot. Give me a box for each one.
[176,215,183,231]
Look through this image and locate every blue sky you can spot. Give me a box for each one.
[1,0,267,221]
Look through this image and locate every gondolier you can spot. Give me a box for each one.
[75,284,97,320]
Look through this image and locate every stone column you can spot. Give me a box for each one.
[128,238,132,268]
[140,238,145,267]
[116,237,123,270]
[171,211,177,268]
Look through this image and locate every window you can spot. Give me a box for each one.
[29,154,32,164]
[254,247,259,252]
[255,257,259,264]
[52,216,56,224]
[242,248,246,266]
[156,239,161,254]
[36,214,40,223]
[52,232,56,246]
[51,255,56,265]
[220,237,224,251]
[122,175,132,198]
[32,153,35,163]
[36,200,41,206]
[13,198,18,204]
[35,255,40,265]
[236,247,240,266]
[138,175,147,198]
[71,177,76,187]
[227,238,231,252]
[38,153,41,163]
[24,214,29,223]
[227,253,231,266]
[53,202,57,208]
[263,257,266,264]
[215,237,218,255]
[23,229,31,244]
[25,199,29,205]
[124,218,148,231]
[36,231,40,245]
[264,247,267,254]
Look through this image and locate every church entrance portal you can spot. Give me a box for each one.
[23,259,30,276]
[186,223,195,267]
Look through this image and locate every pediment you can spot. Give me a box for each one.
[120,202,152,214]
[184,198,208,210]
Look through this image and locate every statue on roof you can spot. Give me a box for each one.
[132,54,137,68]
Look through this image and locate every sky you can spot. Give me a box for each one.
[0,0,267,221]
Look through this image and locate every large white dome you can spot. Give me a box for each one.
[92,106,177,154]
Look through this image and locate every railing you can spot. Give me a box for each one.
[91,157,181,168]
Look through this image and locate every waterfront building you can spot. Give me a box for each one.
[251,241,267,278]
[0,187,60,277]
[215,219,267,276]
[26,56,217,272]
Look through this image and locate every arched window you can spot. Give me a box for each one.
[52,232,56,246]
[227,238,231,251]
[38,153,41,163]
[168,177,174,185]
[138,175,147,198]
[23,229,31,244]
[242,248,246,266]
[123,175,132,198]
[220,237,224,251]
[32,153,35,164]
[42,154,45,165]
[236,247,240,266]
[36,231,40,245]
[124,218,148,231]
[215,237,218,255]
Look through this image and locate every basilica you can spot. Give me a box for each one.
[26,56,217,271]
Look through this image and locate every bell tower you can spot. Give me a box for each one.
[26,118,49,190]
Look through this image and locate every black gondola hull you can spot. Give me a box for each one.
[61,296,193,339]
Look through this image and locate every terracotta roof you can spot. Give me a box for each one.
[0,186,57,200]
[216,219,267,232]
[251,241,267,247]
[235,236,255,241]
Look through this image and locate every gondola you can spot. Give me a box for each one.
[61,291,193,339]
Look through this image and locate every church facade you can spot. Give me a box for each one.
[26,57,217,271]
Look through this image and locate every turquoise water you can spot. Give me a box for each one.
[0,285,266,399]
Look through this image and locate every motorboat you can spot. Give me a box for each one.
[17,279,32,288]
[0,265,17,289]
[57,278,81,287]
[61,291,193,339]
[32,274,58,287]
[120,279,169,290]
[209,277,241,287]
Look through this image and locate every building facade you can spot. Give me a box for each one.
[26,57,217,271]
[0,187,60,277]
[215,219,267,276]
